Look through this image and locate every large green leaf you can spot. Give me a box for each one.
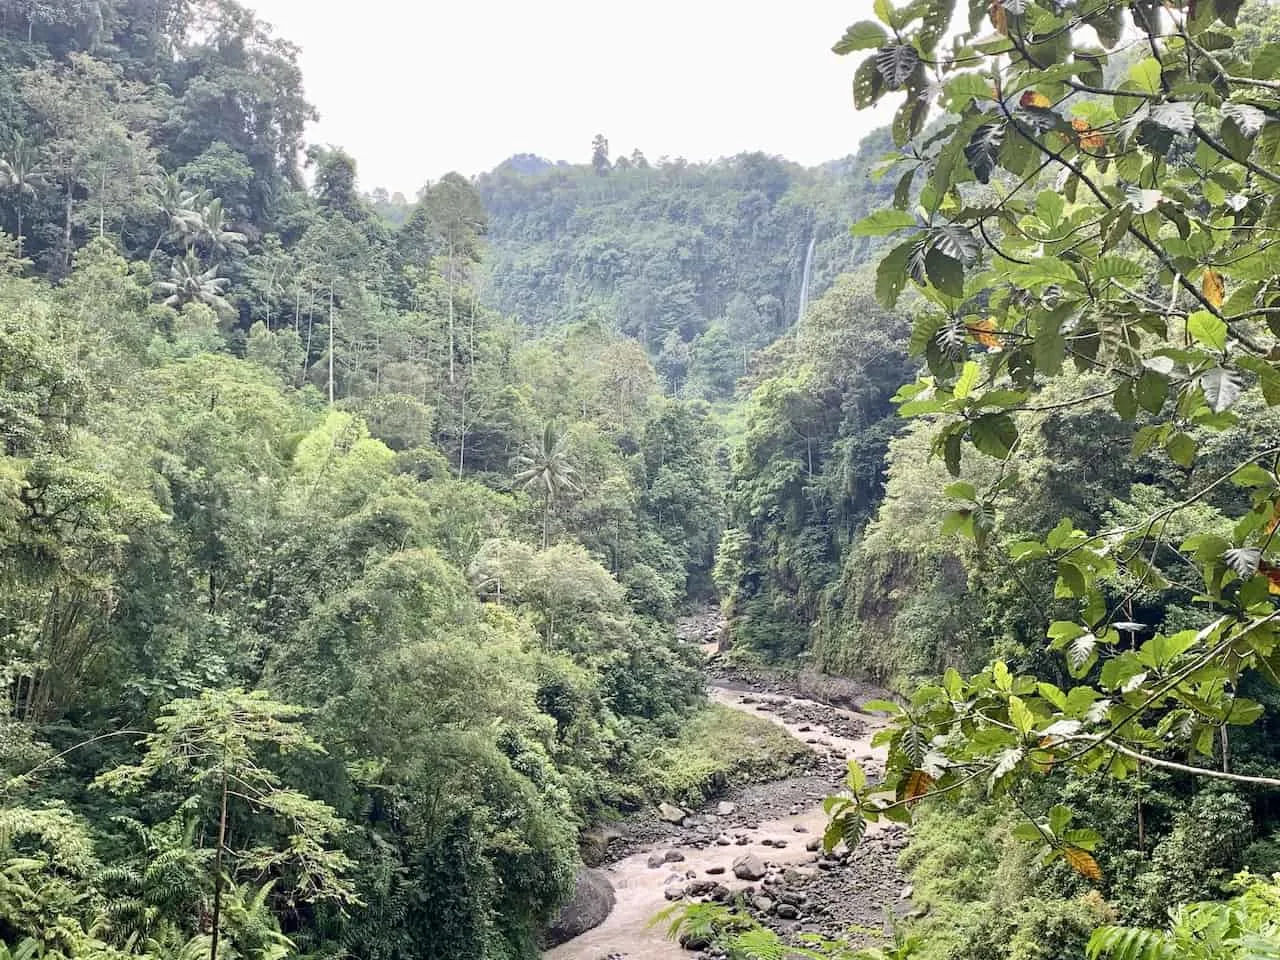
[876,239,918,308]
[833,20,890,54]
[850,209,918,236]
[970,413,1018,459]
[1187,310,1228,351]
[963,121,1006,184]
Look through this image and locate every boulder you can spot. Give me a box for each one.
[646,851,665,869]
[657,802,687,824]
[542,868,615,947]
[663,849,685,863]
[732,853,767,881]
[716,801,737,816]
[663,884,685,901]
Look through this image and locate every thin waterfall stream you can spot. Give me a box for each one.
[796,235,816,327]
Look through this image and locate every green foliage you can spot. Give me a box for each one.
[1088,873,1280,960]
[0,143,721,960]
[476,139,898,395]
[888,800,1112,960]
[642,704,809,807]
[717,270,913,659]
[820,0,1280,901]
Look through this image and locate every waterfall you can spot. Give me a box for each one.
[797,235,816,327]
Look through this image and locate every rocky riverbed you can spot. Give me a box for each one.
[544,680,911,960]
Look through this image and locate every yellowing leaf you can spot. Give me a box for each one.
[1063,846,1103,882]
[1202,269,1226,308]
[972,318,1003,350]
[988,0,1007,35]
[903,769,936,805]
[1070,118,1105,151]
[1261,560,1280,595]
[1020,90,1051,109]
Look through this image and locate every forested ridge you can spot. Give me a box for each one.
[3,1,1280,960]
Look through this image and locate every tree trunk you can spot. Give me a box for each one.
[447,238,456,384]
[210,761,229,960]
[63,180,73,271]
[542,495,550,550]
[301,301,314,387]
[1135,762,1146,857]
[15,206,22,261]
[327,285,335,406]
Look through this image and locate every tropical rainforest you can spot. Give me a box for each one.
[1,1,1280,960]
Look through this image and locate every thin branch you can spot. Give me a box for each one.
[1083,737,1280,787]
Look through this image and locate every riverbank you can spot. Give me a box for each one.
[545,680,910,959]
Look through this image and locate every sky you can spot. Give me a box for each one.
[244,0,896,196]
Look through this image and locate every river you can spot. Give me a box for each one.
[544,682,896,959]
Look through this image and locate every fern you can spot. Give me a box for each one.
[0,939,40,960]
[1089,875,1280,960]
[1088,926,1177,960]
[726,926,788,960]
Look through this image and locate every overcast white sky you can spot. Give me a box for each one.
[244,0,895,195]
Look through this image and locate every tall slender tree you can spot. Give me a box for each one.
[0,135,44,260]
[513,423,580,549]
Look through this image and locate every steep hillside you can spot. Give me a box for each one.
[475,136,896,398]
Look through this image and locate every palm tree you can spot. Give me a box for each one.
[196,197,247,262]
[513,423,580,549]
[155,252,233,317]
[0,135,45,260]
[148,175,205,261]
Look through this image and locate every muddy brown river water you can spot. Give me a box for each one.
[543,684,890,959]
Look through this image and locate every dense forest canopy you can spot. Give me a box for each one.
[2,1,1280,960]
[472,142,896,398]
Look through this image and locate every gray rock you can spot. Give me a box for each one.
[732,853,767,881]
[663,884,685,901]
[663,849,685,863]
[657,802,687,824]
[646,851,665,869]
[543,868,615,946]
[777,903,800,920]
[716,801,737,816]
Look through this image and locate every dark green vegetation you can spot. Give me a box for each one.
[676,0,1280,956]
[0,4,796,960]
[6,0,1280,959]
[474,142,896,400]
